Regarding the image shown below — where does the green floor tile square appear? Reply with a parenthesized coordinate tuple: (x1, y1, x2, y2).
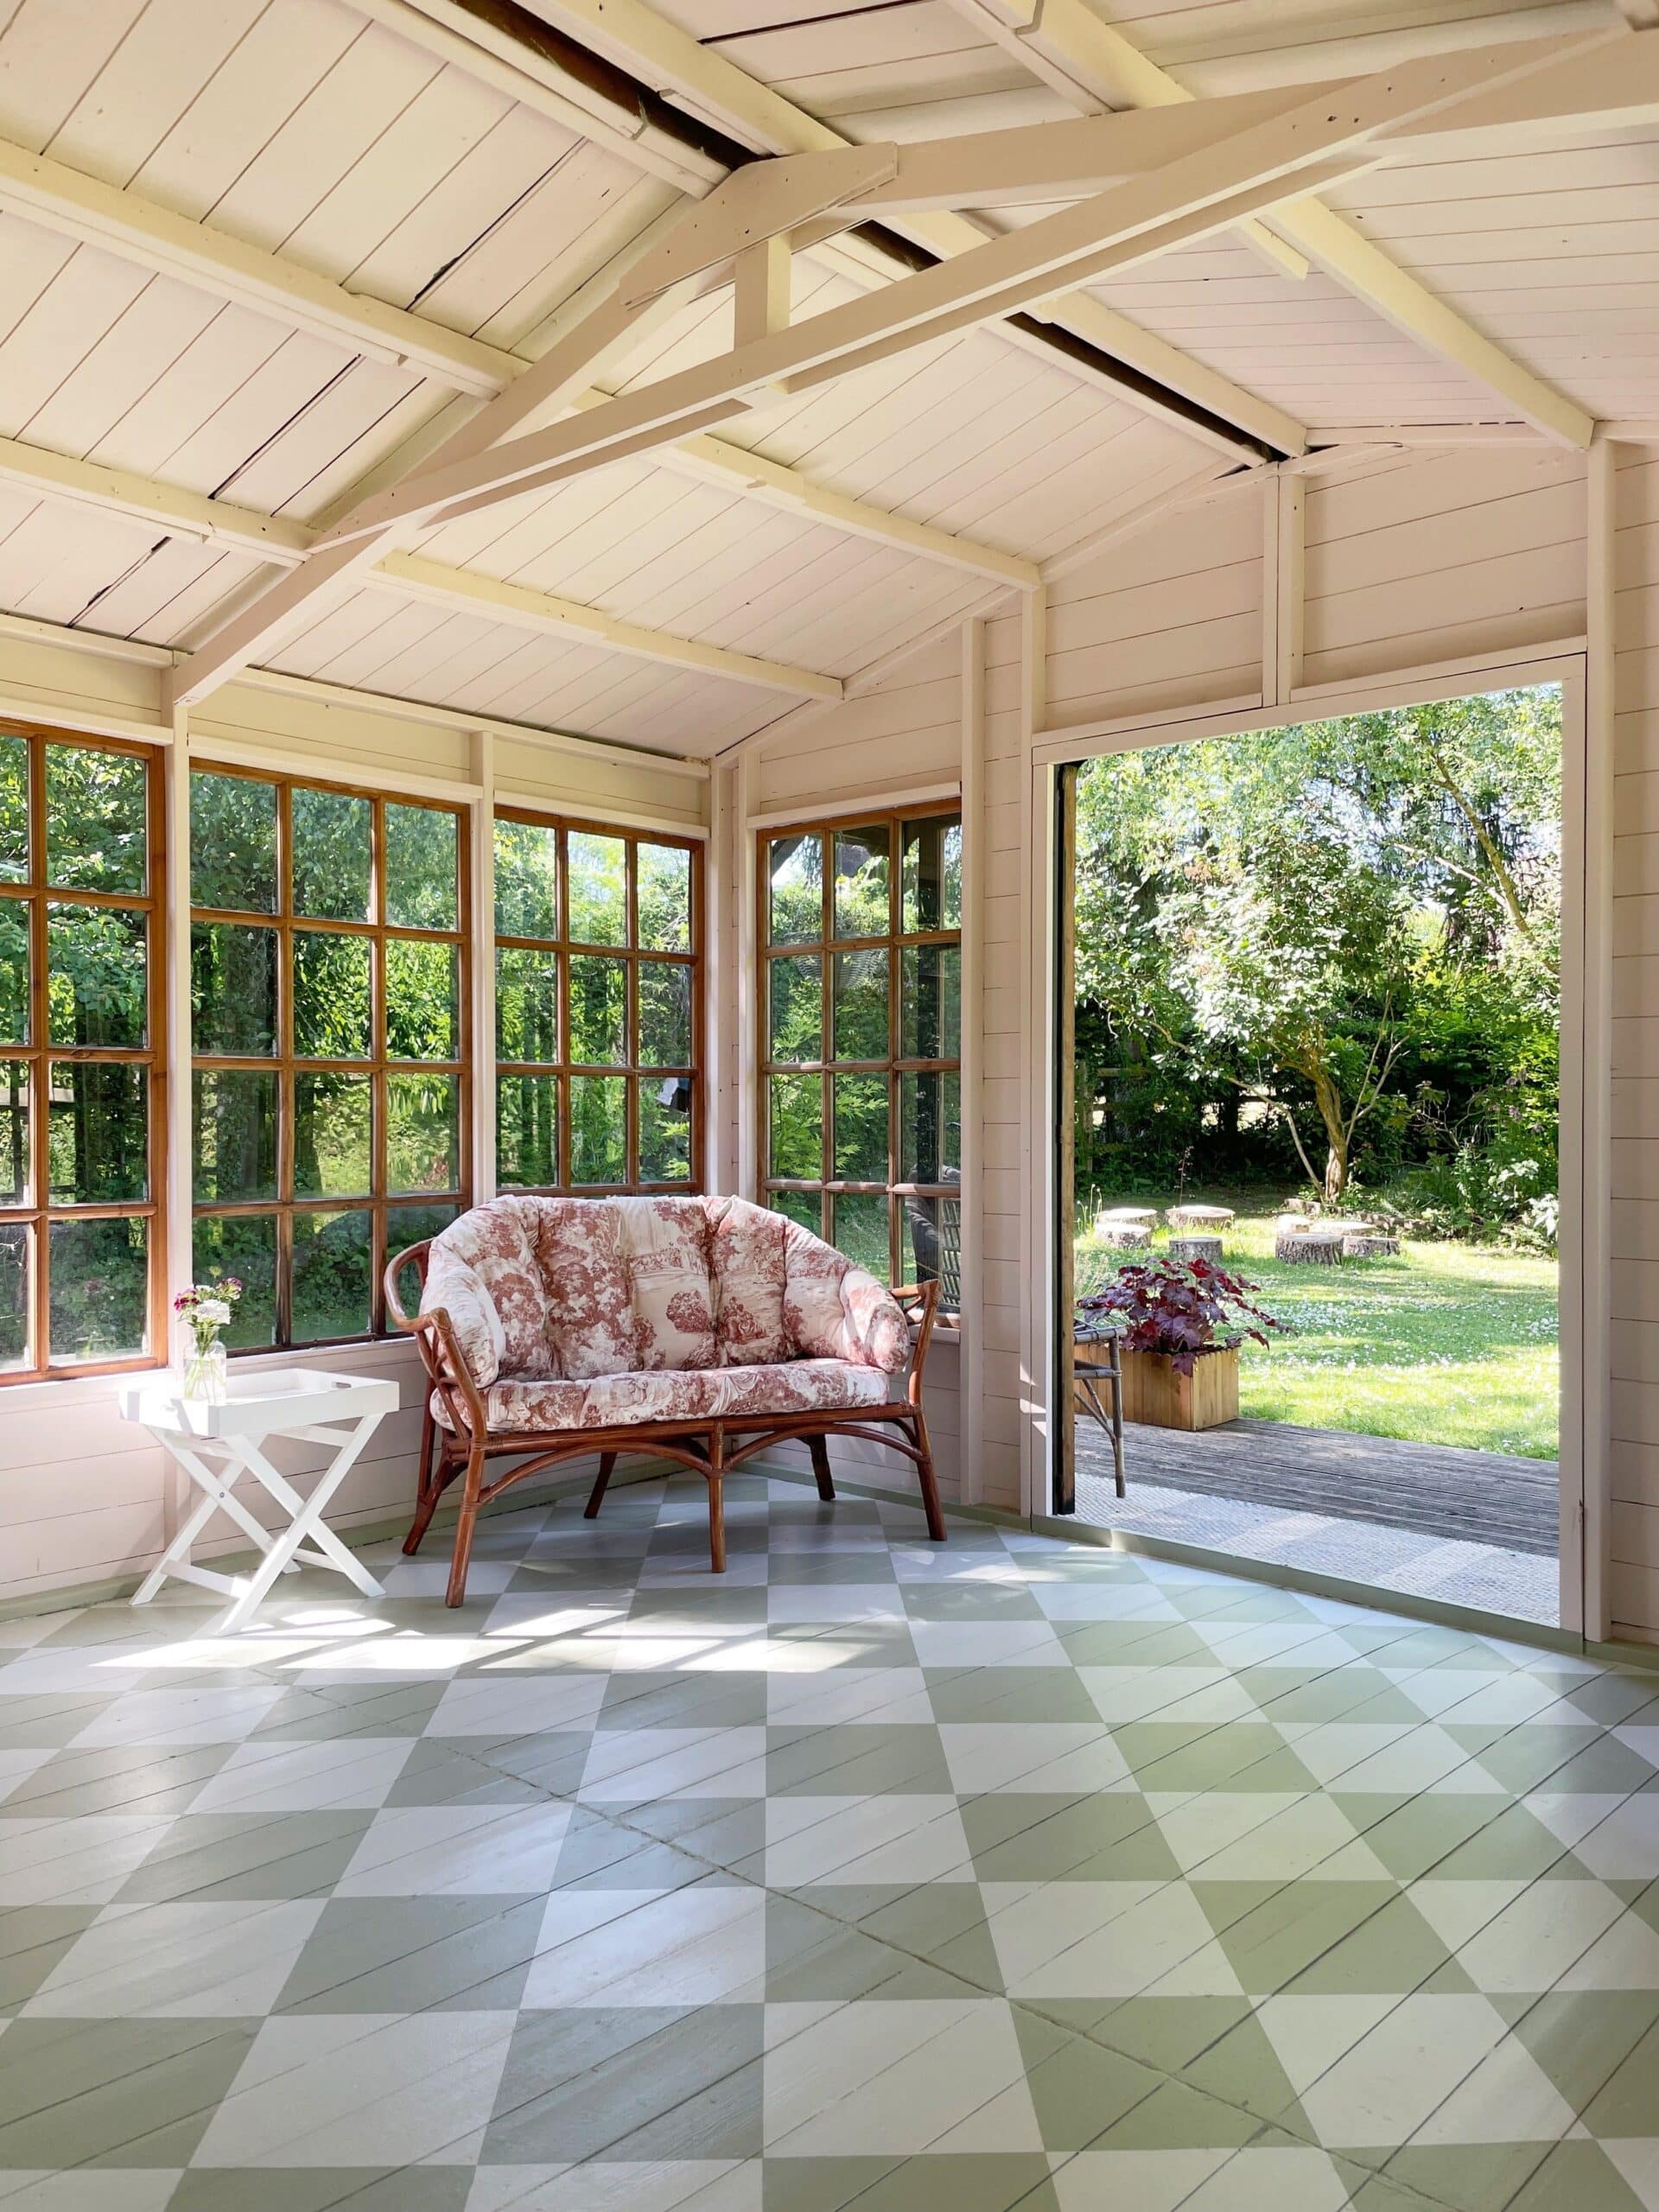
(766, 1725, 952, 1797)
(961, 1791, 1179, 1883)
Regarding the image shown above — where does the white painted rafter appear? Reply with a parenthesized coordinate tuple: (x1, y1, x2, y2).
(945, 0, 1606, 450)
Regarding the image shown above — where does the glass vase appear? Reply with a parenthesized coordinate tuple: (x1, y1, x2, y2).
(181, 1333, 228, 1405)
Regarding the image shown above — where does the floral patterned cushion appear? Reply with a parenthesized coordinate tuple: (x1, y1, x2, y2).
(433, 1356, 894, 1432)
(613, 1197, 716, 1370)
(421, 1194, 912, 1399)
(707, 1196, 790, 1366)
(529, 1198, 639, 1381)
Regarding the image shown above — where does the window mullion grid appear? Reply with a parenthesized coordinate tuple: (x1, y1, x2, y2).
(25, 740, 47, 1376)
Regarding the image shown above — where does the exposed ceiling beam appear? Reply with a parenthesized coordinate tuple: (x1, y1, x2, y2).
(0, 136, 1038, 591)
(375, 552, 842, 697)
(948, 0, 1600, 450)
(518, 0, 1309, 459)
(0, 434, 842, 698)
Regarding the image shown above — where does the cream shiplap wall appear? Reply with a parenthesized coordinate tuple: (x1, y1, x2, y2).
(1610, 446, 1659, 1638)
(0, 616, 710, 1608)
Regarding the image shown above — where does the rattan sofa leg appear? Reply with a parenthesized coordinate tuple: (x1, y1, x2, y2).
(584, 1452, 617, 1520)
(808, 1434, 836, 1501)
(444, 1446, 485, 1608)
(913, 1411, 946, 1541)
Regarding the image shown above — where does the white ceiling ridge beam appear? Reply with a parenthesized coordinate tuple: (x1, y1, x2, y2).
(1308, 423, 1549, 448)
(523, 0, 1307, 459)
(955, 0, 1605, 452)
(349, 0, 726, 194)
(312, 156, 1370, 554)
(0, 435, 845, 696)
(374, 550, 843, 698)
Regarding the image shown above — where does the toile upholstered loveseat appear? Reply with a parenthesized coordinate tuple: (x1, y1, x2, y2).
(385, 1192, 944, 1605)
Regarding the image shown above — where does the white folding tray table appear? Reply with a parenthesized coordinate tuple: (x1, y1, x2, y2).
(118, 1368, 398, 1631)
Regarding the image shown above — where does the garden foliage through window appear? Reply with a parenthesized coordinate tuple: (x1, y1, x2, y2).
(0, 727, 162, 1376)
(762, 808, 961, 1305)
(190, 766, 468, 1350)
(494, 810, 701, 1192)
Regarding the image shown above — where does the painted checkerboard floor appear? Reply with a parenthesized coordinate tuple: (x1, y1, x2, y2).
(3, 1474, 1659, 2211)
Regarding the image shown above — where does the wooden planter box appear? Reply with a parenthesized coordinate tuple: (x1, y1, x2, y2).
(1120, 1344, 1239, 1431)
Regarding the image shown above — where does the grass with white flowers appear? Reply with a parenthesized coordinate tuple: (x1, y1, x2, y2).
(1075, 1193, 1558, 1460)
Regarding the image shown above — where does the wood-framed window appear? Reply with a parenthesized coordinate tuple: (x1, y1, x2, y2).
(493, 810, 702, 1192)
(0, 722, 165, 1382)
(760, 807, 962, 1304)
(189, 765, 469, 1350)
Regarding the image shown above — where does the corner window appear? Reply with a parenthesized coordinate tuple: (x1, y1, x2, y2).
(760, 809, 961, 1303)
(493, 811, 702, 1191)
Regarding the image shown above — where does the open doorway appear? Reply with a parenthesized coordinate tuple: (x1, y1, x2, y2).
(1055, 685, 1567, 1626)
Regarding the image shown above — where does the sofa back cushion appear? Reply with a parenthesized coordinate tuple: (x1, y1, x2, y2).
(530, 1198, 639, 1380)
(781, 1214, 911, 1374)
(707, 1196, 791, 1366)
(613, 1197, 716, 1370)
(424, 1200, 544, 1384)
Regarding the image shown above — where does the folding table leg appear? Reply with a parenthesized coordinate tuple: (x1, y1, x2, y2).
(131, 1434, 296, 1605)
(216, 1421, 385, 1632)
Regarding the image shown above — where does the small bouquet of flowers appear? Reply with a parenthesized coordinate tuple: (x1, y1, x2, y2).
(174, 1277, 242, 1402)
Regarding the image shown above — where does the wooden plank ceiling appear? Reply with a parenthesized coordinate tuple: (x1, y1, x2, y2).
(0, 0, 1652, 756)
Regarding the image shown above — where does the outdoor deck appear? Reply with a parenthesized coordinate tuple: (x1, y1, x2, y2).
(1075, 1414, 1559, 1554)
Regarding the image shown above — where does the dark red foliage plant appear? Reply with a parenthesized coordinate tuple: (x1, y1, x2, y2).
(1077, 1255, 1286, 1376)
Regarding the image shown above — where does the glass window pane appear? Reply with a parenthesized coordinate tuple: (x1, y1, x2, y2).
(830, 1192, 889, 1284)
(902, 813, 963, 933)
(192, 1069, 277, 1204)
(833, 949, 887, 1062)
(768, 1073, 821, 1181)
(0, 1222, 27, 1370)
(48, 1062, 147, 1204)
(768, 833, 822, 945)
(387, 1072, 459, 1194)
(900, 943, 961, 1061)
(191, 769, 276, 912)
(295, 1072, 372, 1198)
(0, 899, 29, 1045)
(832, 1072, 887, 1183)
(568, 831, 626, 946)
(638, 842, 690, 952)
(48, 906, 147, 1048)
(639, 961, 691, 1068)
(193, 1213, 277, 1350)
(497, 1073, 559, 1189)
(386, 938, 458, 1061)
(772, 1191, 820, 1236)
(496, 947, 559, 1065)
(639, 1075, 692, 1183)
(0, 736, 27, 882)
(0, 1061, 27, 1205)
(568, 955, 626, 1065)
(902, 1192, 962, 1308)
(385, 803, 457, 930)
(768, 954, 821, 1066)
(293, 931, 371, 1059)
(834, 823, 889, 939)
(387, 1202, 460, 1319)
(570, 1073, 626, 1183)
(899, 1070, 961, 1185)
(192, 924, 276, 1057)
(49, 1216, 148, 1363)
(291, 1209, 371, 1342)
(293, 786, 371, 920)
(46, 744, 146, 894)
(493, 817, 559, 939)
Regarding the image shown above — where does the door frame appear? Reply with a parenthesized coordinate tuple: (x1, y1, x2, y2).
(1028, 646, 1600, 1637)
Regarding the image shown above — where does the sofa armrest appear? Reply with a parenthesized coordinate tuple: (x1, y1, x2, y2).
(891, 1279, 942, 1407)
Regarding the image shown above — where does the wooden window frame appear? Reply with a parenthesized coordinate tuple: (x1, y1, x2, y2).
(190, 763, 471, 1351)
(0, 721, 167, 1384)
(493, 808, 704, 1194)
(758, 806, 962, 1298)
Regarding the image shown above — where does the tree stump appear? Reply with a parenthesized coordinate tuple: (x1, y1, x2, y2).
(1096, 1207, 1157, 1230)
(1097, 1224, 1152, 1250)
(1167, 1205, 1234, 1231)
(1343, 1232, 1400, 1259)
(1168, 1234, 1224, 1264)
(1275, 1230, 1345, 1264)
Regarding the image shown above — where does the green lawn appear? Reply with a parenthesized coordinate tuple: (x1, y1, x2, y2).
(1076, 1192, 1559, 1460)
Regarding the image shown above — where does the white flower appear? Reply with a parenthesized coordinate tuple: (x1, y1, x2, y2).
(194, 1298, 232, 1328)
